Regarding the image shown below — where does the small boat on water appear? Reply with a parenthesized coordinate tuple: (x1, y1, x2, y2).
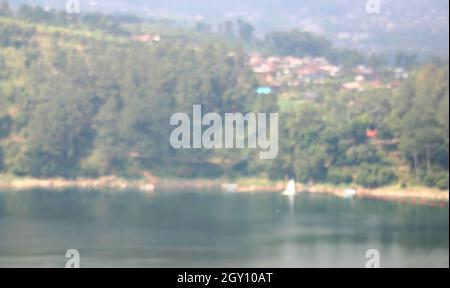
(282, 180, 297, 196)
(343, 188, 358, 198)
(222, 183, 238, 193)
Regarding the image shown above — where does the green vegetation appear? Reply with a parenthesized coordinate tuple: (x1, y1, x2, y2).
(263, 30, 365, 67)
(0, 3, 448, 190)
(395, 61, 450, 189)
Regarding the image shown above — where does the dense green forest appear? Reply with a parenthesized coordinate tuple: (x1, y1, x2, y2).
(0, 2, 448, 190)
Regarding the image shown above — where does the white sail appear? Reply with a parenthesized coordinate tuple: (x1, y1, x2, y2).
(343, 188, 357, 198)
(282, 180, 296, 196)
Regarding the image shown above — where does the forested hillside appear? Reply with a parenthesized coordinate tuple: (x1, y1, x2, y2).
(0, 2, 448, 190)
(7, 0, 449, 57)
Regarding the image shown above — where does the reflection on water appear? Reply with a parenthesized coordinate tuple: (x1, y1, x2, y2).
(0, 189, 448, 268)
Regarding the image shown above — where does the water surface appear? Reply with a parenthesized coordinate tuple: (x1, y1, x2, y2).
(0, 189, 448, 268)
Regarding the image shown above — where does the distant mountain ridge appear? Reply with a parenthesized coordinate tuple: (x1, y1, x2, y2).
(6, 0, 450, 56)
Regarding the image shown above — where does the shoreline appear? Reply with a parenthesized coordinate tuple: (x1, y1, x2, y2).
(0, 176, 448, 205)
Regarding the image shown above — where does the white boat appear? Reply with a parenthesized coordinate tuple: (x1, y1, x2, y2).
(222, 183, 238, 193)
(343, 188, 358, 198)
(282, 180, 297, 196)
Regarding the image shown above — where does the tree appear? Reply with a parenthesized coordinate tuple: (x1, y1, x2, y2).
(0, 4, 447, 190)
(236, 19, 254, 42)
(219, 20, 235, 37)
(22, 71, 95, 178)
(396, 62, 449, 186)
(395, 52, 417, 69)
(0, 115, 12, 139)
(0, 1, 11, 17)
(355, 164, 397, 188)
(0, 21, 36, 47)
(0, 145, 4, 172)
(195, 22, 211, 33)
(269, 103, 328, 182)
(265, 30, 333, 58)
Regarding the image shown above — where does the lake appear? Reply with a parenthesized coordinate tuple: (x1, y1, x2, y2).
(0, 189, 448, 268)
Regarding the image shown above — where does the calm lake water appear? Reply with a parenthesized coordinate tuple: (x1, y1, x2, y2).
(0, 189, 448, 268)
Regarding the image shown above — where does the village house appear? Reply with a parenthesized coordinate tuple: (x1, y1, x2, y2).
(248, 53, 341, 88)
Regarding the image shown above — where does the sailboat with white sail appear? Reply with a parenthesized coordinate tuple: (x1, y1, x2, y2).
(282, 179, 297, 196)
